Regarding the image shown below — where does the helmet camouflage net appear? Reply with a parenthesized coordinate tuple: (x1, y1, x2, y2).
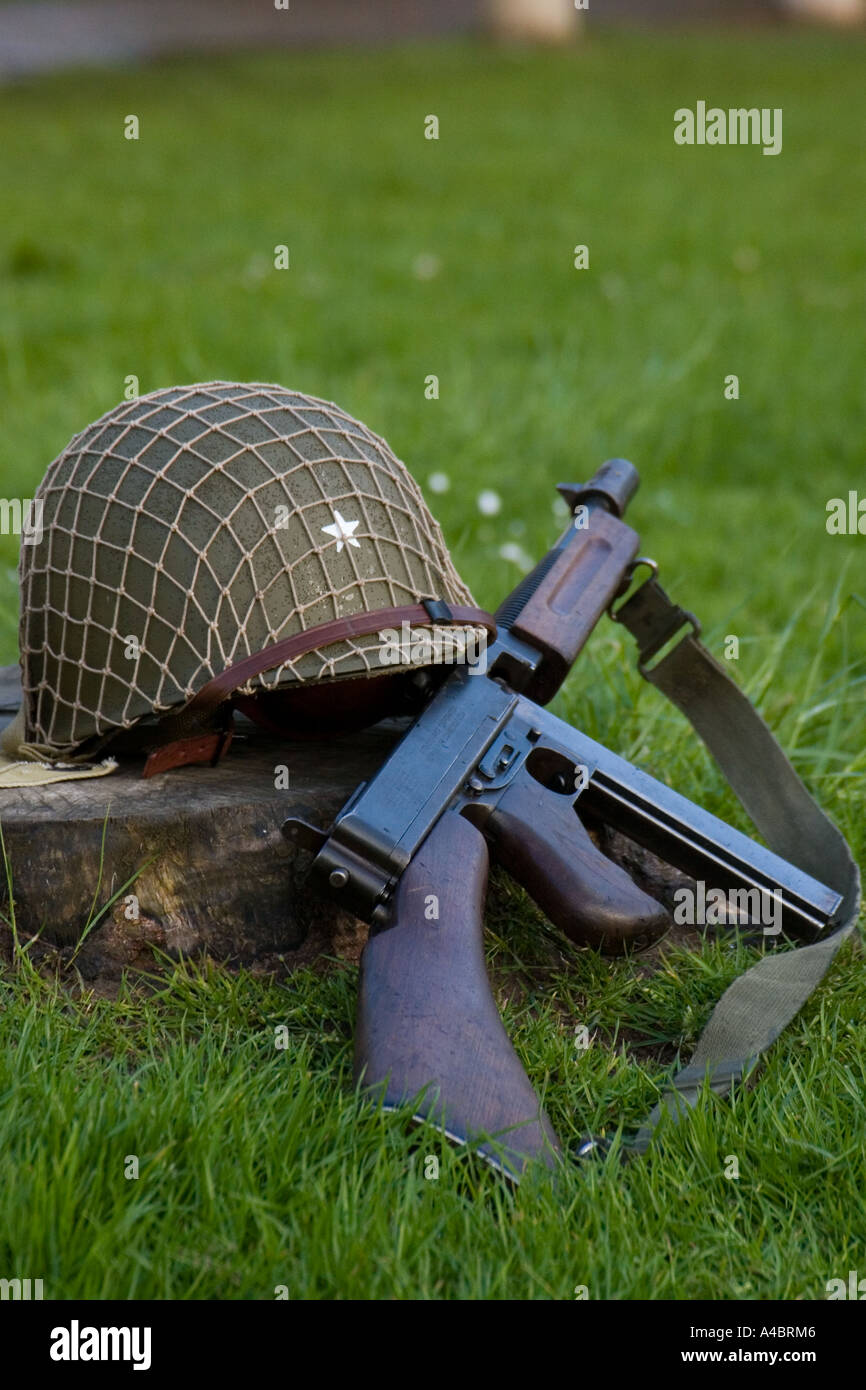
(19, 382, 485, 759)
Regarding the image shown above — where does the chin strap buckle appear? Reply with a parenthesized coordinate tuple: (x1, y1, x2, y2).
(142, 724, 234, 779)
(422, 598, 455, 624)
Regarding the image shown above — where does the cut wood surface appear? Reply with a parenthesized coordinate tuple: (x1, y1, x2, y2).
(0, 665, 695, 986)
(0, 664, 406, 978)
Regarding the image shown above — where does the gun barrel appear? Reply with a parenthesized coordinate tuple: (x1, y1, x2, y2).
(496, 459, 639, 632)
(527, 703, 843, 938)
(557, 457, 640, 519)
(288, 667, 842, 941)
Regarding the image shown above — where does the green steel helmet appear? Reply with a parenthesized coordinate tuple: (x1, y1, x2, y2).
(17, 382, 492, 769)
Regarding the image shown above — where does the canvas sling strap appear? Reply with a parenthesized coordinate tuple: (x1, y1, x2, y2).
(611, 570, 861, 1154)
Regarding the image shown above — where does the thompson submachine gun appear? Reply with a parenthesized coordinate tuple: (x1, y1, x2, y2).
(283, 461, 858, 1179)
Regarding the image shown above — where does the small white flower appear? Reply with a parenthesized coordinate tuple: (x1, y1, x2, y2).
(428, 472, 450, 494)
(477, 489, 502, 517)
(412, 253, 441, 281)
(498, 542, 533, 573)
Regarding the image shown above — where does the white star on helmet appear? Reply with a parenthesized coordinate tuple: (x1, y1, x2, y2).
(321, 510, 361, 553)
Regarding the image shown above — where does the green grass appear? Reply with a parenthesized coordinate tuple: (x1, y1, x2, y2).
(0, 32, 864, 1300)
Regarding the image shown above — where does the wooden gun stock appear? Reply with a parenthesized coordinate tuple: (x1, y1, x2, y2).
(355, 812, 562, 1177)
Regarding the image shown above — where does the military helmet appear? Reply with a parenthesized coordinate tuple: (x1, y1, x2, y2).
(16, 382, 492, 773)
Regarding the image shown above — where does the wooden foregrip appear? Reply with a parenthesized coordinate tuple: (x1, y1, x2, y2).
(510, 509, 640, 705)
(484, 777, 669, 954)
(355, 811, 562, 1177)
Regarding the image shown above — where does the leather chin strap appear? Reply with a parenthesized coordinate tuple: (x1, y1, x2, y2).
(142, 601, 496, 778)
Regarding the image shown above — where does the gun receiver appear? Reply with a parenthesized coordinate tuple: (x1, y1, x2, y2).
(285, 677, 841, 943)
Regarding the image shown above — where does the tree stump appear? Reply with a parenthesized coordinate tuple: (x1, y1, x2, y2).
(0, 666, 408, 981)
(0, 665, 696, 988)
